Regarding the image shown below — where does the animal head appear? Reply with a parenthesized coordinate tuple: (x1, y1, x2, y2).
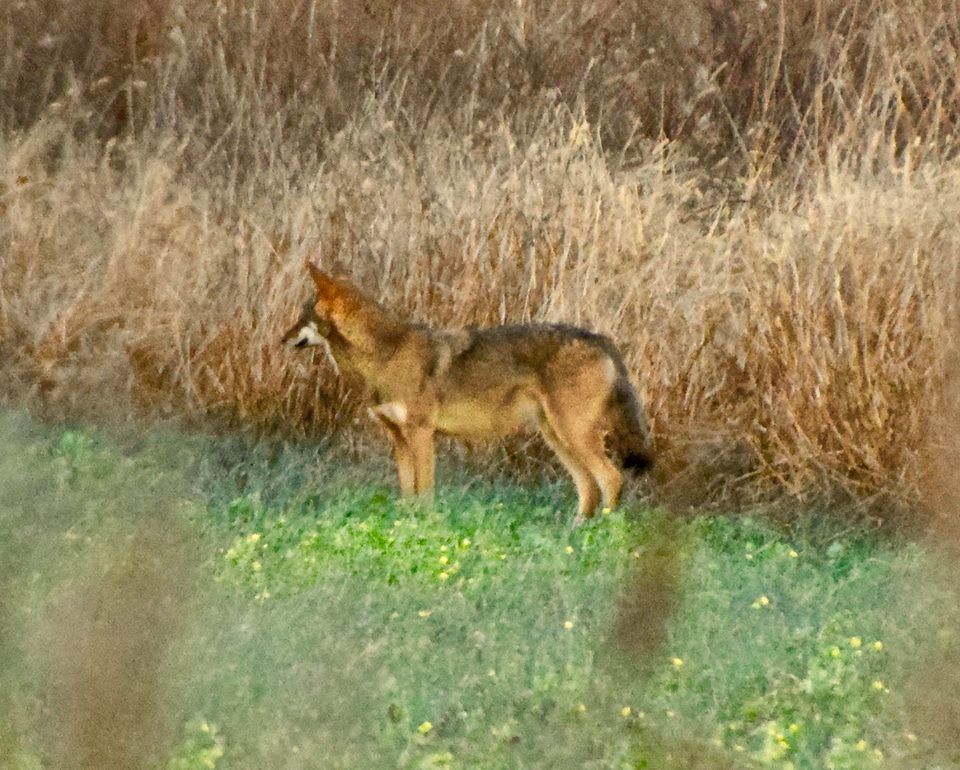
(280, 298, 329, 348)
(281, 261, 364, 349)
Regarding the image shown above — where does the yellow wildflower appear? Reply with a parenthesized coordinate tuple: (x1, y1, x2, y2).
(564, 620, 575, 630)
(620, 706, 632, 717)
(418, 610, 431, 618)
(602, 507, 612, 516)
(829, 645, 841, 658)
(439, 555, 449, 565)
(461, 538, 471, 548)
(438, 571, 449, 581)
(564, 545, 574, 554)
(855, 739, 867, 751)
(418, 721, 433, 734)
(788, 549, 799, 558)
(849, 636, 862, 649)
(576, 703, 587, 713)
(251, 560, 262, 572)
(671, 657, 683, 668)
(872, 640, 884, 651)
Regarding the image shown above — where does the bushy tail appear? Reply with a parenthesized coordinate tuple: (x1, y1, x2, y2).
(606, 359, 654, 473)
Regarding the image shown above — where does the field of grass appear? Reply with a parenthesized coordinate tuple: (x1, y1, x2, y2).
(3, 408, 959, 769)
(5, 6, 960, 763)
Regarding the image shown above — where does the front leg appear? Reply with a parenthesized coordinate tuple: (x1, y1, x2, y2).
(408, 426, 436, 503)
(369, 406, 416, 497)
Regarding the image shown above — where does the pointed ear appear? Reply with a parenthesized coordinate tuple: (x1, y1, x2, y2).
(304, 260, 338, 300)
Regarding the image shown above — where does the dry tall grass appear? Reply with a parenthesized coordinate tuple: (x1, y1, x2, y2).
(3, 0, 960, 512)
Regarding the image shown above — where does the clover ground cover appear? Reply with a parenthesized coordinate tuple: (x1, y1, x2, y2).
(1, 412, 956, 768)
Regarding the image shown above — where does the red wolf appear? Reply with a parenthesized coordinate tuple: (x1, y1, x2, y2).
(283, 263, 653, 524)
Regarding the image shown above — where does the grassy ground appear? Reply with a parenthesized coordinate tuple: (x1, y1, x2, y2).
(2, 409, 958, 769)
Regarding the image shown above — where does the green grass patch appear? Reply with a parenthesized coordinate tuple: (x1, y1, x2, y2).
(2, 411, 958, 768)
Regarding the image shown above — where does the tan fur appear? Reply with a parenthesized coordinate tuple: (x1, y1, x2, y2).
(282, 262, 653, 524)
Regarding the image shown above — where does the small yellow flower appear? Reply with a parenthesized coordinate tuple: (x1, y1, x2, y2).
(418, 721, 433, 734)
(576, 703, 587, 713)
(439, 555, 449, 565)
(200, 722, 211, 733)
(564, 620, 575, 630)
(829, 645, 841, 658)
(460, 538, 471, 548)
(671, 657, 684, 668)
(564, 545, 574, 554)
(788, 723, 800, 734)
(251, 560, 262, 572)
(666, 709, 675, 718)
(438, 571, 449, 581)
(855, 739, 868, 751)
(602, 507, 612, 516)
(751, 595, 770, 609)
(872, 680, 888, 693)
(849, 636, 862, 649)
(788, 549, 799, 558)
(440, 545, 448, 552)
(418, 610, 432, 618)
(872, 748, 883, 761)
(872, 640, 884, 651)
(247, 532, 261, 543)
(620, 706, 632, 717)
(487, 669, 496, 677)
(746, 553, 754, 560)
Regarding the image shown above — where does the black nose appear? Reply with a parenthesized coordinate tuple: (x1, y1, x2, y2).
(294, 338, 308, 348)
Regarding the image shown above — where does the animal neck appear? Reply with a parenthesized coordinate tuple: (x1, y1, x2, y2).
(326, 303, 410, 382)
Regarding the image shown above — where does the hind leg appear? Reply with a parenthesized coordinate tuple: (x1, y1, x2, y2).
(539, 420, 602, 525)
(576, 429, 624, 512)
(543, 404, 623, 519)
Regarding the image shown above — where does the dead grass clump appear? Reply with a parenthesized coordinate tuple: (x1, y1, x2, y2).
(42, 524, 189, 769)
(5, 1, 960, 160)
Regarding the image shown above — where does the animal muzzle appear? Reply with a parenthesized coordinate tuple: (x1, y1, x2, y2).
(282, 322, 325, 349)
